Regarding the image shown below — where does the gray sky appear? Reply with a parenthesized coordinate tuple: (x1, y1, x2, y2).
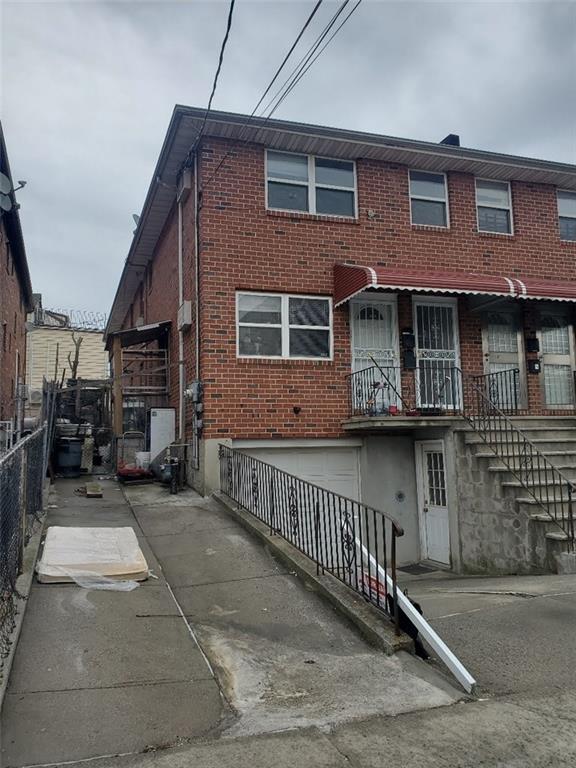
(1, 0, 575, 316)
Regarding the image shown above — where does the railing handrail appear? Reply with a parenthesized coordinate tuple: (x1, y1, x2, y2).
(220, 443, 405, 537)
(460, 368, 575, 490)
(459, 367, 575, 544)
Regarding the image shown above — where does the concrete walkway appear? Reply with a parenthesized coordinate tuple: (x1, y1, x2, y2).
(0, 479, 461, 767)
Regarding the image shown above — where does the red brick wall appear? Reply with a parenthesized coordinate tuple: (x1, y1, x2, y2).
(119, 178, 198, 436)
(0, 220, 27, 422)
(122, 137, 576, 438)
(196, 139, 576, 436)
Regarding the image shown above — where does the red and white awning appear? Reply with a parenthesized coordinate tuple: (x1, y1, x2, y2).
(334, 263, 576, 306)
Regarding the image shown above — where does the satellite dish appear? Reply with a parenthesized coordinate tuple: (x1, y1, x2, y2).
(0, 172, 11, 195)
(0, 193, 12, 212)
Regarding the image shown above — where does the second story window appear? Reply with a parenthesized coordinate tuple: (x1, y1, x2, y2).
(409, 171, 449, 227)
(476, 179, 513, 234)
(266, 151, 356, 218)
(558, 190, 576, 241)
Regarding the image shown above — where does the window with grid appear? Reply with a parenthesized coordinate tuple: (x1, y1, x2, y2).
(558, 190, 576, 242)
(266, 151, 356, 218)
(476, 179, 513, 234)
(409, 171, 449, 227)
(237, 292, 332, 359)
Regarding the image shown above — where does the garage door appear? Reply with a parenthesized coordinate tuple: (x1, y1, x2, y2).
(240, 446, 360, 501)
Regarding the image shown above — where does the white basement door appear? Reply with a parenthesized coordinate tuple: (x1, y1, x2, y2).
(240, 447, 360, 501)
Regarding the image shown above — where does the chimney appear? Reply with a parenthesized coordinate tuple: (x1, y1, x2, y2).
(440, 134, 460, 147)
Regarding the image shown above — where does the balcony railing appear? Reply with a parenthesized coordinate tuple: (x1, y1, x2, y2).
(348, 365, 520, 419)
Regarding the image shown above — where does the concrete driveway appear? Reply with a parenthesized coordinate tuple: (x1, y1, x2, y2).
(404, 571, 576, 696)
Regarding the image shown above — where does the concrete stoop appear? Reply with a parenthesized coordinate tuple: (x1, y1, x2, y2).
(462, 419, 576, 573)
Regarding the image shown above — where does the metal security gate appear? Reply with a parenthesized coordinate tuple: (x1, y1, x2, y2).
(350, 297, 400, 411)
(539, 312, 576, 408)
(414, 299, 461, 409)
(482, 310, 525, 409)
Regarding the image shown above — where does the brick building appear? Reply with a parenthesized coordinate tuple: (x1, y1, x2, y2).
(0, 122, 33, 440)
(106, 107, 576, 574)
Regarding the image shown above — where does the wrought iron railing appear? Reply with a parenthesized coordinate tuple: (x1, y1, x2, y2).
(218, 445, 404, 633)
(348, 365, 521, 419)
(348, 365, 463, 417)
(461, 373, 575, 547)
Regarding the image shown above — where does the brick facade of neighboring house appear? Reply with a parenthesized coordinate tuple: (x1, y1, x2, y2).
(106, 108, 576, 575)
(0, 123, 33, 428)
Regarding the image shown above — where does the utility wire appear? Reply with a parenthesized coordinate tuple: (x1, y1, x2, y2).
(200, 0, 361, 195)
(191, 0, 237, 152)
(261, 0, 362, 120)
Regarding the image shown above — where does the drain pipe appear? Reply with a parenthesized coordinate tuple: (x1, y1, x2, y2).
(177, 197, 185, 442)
(193, 151, 200, 381)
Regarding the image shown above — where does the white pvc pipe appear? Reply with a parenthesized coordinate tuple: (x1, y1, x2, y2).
(359, 540, 477, 694)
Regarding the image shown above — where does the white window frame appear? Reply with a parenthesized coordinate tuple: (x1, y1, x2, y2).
(236, 291, 333, 360)
(557, 189, 576, 242)
(408, 169, 450, 229)
(265, 149, 358, 219)
(475, 178, 514, 236)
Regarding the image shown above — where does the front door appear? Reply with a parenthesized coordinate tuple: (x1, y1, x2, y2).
(416, 441, 450, 565)
(539, 312, 576, 408)
(414, 299, 460, 409)
(482, 310, 525, 409)
(350, 296, 400, 411)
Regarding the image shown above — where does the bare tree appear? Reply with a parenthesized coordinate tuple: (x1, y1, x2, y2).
(67, 332, 84, 380)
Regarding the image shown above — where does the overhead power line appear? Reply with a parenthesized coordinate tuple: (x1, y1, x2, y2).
(192, 0, 237, 150)
(200, 0, 362, 195)
(261, 0, 362, 120)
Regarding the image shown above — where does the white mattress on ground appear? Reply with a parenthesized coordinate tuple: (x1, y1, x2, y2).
(36, 526, 149, 584)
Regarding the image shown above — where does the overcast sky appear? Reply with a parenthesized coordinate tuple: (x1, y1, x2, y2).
(1, 0, 575, 316)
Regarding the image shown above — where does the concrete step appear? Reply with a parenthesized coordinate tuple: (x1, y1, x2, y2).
(479, 450, 576, 465)
(546, 530, 570, 542)
(465, 429, 576, 445)
(469, 438, 576, 455)
(488, 462, 576, 474)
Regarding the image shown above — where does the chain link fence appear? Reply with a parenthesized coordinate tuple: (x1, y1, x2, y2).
(0, 426, 47, 676)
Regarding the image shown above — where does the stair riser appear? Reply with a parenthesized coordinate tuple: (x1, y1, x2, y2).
(496, 471, 576, 485)
(470, 440, 576, 455)
(482, 454, 576, 468)
(465, 433, 576, 447)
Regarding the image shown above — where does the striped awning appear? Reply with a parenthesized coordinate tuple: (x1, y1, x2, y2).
(334, 263, 576, 306)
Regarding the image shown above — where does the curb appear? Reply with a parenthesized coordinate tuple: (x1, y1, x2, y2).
(212, 492, 412, 656)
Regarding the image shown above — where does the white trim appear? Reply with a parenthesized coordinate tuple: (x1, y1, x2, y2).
(557, 189, 576, 242)
(236, 291, 333, 361)
(265, 149, 358, 219)
(475, 177, 514, 235)
(415, 439, 450, 566)
(408, 169, 450, 229)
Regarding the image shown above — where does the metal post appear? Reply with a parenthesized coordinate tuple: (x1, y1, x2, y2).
(568, 483, 575, 552)
(391, 527, 400, 635)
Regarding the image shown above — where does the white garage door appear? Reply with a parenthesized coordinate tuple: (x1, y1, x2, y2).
(240, 446, 360, 501)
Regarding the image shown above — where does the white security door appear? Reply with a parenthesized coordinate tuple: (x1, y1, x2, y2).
(539, 313, 576, 408)
(350, 297, 400, 410)
(416, 441, 450, 565)
(482, 310, 525, 409)
(414, 299, 460, 409)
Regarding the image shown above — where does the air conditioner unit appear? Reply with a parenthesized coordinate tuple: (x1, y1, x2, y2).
(29, 389, 43, 405)
(178, 301, 192, 331)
